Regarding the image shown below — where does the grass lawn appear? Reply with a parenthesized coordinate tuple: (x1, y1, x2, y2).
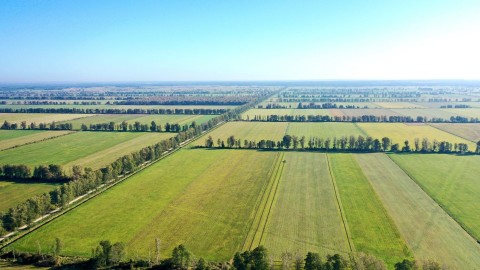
(356, 153, 480, 269)
(328, 154, 410, 267)
(11, 149, 278, 261)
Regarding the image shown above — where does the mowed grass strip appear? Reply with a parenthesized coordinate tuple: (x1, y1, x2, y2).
(286, 122, 365, 138)
(429, 123, 480, 142)
(328, 154, 410, 267)
(0, 132, 145, 166)
(0, 181, 61, 212)
(0, 130, 74, 151)
(63, 132, 176, 170)
(357, 123, 476, 149)
(262, 152, 350, 258)
(12, 149, 278, 261)
(356, 154, 480, 269)
(193, 122, 288, 146)
(389, 154, 480, 240)
(0, 113, 92, 125)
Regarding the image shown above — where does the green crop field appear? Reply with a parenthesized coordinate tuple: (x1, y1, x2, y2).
(0, 130, 74, 151)
(391, 108, 455, 120)
(356, 154, 480, 269)
(63, 132, 175, 170)
(193, 122, 288, 146)
(0, 181, 61, 212)
(430, 123, 480, 142)
(389, 154, 480, 240)
(339, 108, 401, 117)
(0, 132, 148, 167)
(286, 122, 365, 138)
(11, 149, 278, 261)
(0, 113, 92, 125)
(328, 154, 410, 267)
(261, 152, 350, 258)
(0, 104, 236, 111)
(357, 123, 476, 148)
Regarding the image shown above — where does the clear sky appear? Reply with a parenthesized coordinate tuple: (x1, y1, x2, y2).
(1, 0, 480, 82)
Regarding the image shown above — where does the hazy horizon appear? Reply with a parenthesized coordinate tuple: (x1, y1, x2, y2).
(2, 0, 480, 82)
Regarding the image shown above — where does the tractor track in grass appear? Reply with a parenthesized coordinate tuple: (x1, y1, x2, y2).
(242, 151, 286, 250)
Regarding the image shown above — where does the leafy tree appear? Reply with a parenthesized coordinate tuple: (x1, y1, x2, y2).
(251, 246, 269, 270)
(304, 252, 322, 270)
(355, 253, 386, 270)
(394, 259, 417, 270)
(196, 258, 207, 270)
(109, 242, 125, 265)
(282, 135, 292, 149)
(172, 244, 191, 269)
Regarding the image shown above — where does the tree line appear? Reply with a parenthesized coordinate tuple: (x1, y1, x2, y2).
(0, 94, 266, 236)
(0, 107, 229, 115)
(204, 135, 479, 154)
(2, 242, 447, 270)
(1, 120, 73, 130)
(258, 102, 365, 109)
(0, 164, 68, 182)
(246, 114, 480, 123)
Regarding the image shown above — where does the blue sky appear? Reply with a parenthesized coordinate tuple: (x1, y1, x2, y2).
(1, 0, 479, 82)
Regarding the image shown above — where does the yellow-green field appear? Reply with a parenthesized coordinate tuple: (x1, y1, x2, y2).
(286, 122, 365, 138)
(430, 123, 480, 142)
(0, 130, 74, 151)
(0, 181, 61, 212)
(0, 113, 92, 125)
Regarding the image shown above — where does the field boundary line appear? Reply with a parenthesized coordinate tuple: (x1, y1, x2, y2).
(325, 154, 356, 254)
(0, 131, 76, 152)
(241, 152, 281, 251)
(426, 123, 476, 143)
(385, 153, 480, 243)
(0, 120, 229, 250)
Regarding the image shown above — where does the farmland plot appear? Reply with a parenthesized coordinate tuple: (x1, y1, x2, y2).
(356, 154, 480, 269)
(389, 154, 480, 240)
(442, 108, 480, 119)
(261, 152, 350, 258)
(357, 123, 476, 148)
(286, 122, 365, 138)
(0, 181, 61, 212)
(329, 154, 410, 267)
(0, 113, 91, 125)
(12, 149, 278, 261)
(430, 123, 480, 142)
(339, 109, 401, 117)
(0, 130, 74, 151)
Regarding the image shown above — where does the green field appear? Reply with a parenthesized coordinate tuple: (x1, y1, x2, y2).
(356, 154, 480, 269)
(0, 132, 149, 167)
(0, 113, 92, 125)
(430, 123, 480, 142)
(391, 108, 455, 120)
(389, 154, 480, 240)
(261, 152, 350, 258)
(0, 104, 236, 111)
(193, 122, 288, 146)
(357, 123, 476, 148)
(0, 181, 61, 212)
(442, 108, 480, 118)
(11, 149, 278, 261)
(373, 102, 425, 109)
(329, 154, 410, 267)
(286, 122, 365, 138)
(0, 130, 74, 151)
(63, 132, 175, 170)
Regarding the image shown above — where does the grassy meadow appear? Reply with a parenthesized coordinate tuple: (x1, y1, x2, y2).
(0, 130, 74, 151)
(0, 181, 61, 212)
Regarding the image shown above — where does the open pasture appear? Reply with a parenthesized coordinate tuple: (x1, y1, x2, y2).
(0, 181, 61, 213)
(329, 154, 410, 267)
(193, 122, 288, 146)
(441, 108, 480, 119)
(357, 123, 475, 148)
(0, 130, 74, 151)
(389, 154, 480, 241)
(286, 122, 365, 138)
(0, 113, 91, 125)
(430, 123, 480, 142)
(261, 152, 350, 258)
(11, 149, 278, 261)
(0, 132, 149, 168)
(356, 154, 480, 269)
